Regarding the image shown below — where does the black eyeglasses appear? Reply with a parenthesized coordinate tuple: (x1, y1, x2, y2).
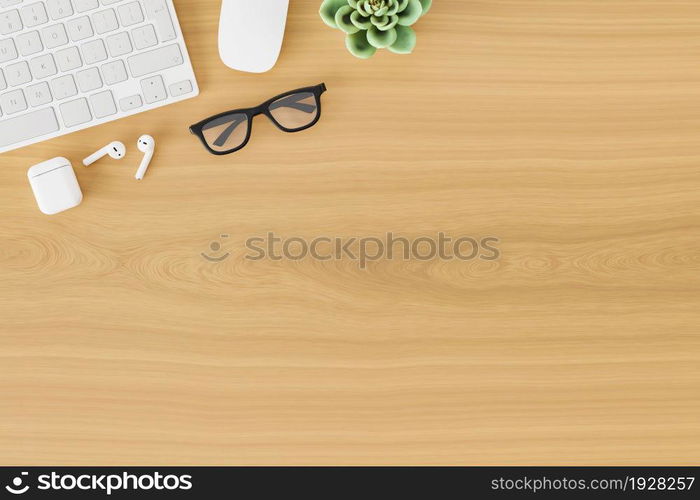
(189, 83, 327, 155)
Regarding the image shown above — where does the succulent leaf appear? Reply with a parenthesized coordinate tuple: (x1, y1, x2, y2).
(371, 14, 389, 27)
(397, 0, 422, 26)
(379, 15, 399, 31)
(388, 24, 416, 53)
(320, 0, 350, 29)
(335, 4, 360, 33)
(346, 31, 377, 58)
(350, 10, 372, 29)
(419, 0, 431, 15)
(367, 25, 398, 48)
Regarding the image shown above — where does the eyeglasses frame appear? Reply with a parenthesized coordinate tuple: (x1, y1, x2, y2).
(189, 83, 327, 156)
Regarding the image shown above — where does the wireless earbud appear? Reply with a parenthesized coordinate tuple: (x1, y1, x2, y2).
(82, 141, 126, 166)
(135, 135, 155, 180)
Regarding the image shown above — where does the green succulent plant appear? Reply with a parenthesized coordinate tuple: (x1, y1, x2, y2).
(320, 0, 432, 58)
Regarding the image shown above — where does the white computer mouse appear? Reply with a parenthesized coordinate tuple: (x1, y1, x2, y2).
(218, 0, 289, 73)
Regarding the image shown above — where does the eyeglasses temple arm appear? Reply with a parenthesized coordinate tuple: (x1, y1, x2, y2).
(205, 116, 248, 148)
(268, 94, 317, 114)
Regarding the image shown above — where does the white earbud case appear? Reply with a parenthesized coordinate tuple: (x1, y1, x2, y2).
(28, 157, 83, 215)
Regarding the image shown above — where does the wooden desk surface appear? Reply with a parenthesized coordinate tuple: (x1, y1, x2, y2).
(1, 0, 699, 465)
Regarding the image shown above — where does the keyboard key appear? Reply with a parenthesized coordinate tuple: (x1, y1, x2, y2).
(0, 0, 23, 7)
(51, 74, 77, 99)
(67, 16, 94, 41)
(16, 30, 43, 56)
(92, 8, 118, 34)
(0, 70, 6, 91)
(128, 43, 182, 77)
(42, 23, 69, 49)
(0, 107, 60, 148)
(101, 59, 127, 84)
(26, 81, 53, 107)
(144, 0, 175, 41)
(141, 74, 166, 104)
(47, 0, 74, 20)
(81, 38, 107, 64)
(55, 46, 82, 71)
(169, 79, 192, 97)
(132, 24, 157, 50)
(90, 89, 116, 118)
(0, 9, 23, 35)
(106, 31, 131, 57)
(59, 97, 92, 127)
(20, 2, 49, 27)
(119, 94, 141, 111)
(76, 66, 101, 92)
(5, 61, 32, 86)
(30, 53, 57, 79)
(117, 1, 142, 27)
(0, 89, 27, 114)
(75, 0, 99, 13)
(0, 38, 18, 63)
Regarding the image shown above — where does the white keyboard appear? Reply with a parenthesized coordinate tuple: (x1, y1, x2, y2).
(0, 0, 198, 154)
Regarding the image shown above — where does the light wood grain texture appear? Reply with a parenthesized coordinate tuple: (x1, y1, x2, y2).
(1, 0, 699, 465)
